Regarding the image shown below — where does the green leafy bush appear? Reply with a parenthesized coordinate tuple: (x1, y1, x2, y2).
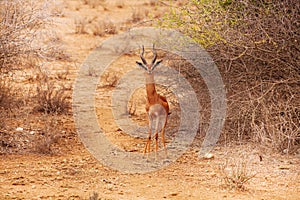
(161, 0, 300, 153)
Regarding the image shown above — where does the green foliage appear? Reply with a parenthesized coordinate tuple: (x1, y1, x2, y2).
(160, 0, 227, 47)
(160, 0, 300, 153)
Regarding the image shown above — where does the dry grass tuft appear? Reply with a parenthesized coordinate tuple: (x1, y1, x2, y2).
(74, 17, 89, 34)
(0, 79, 17, 110)
(33, 116, 61, 155)
(99, 71, 118, 88)
(130, 9, 145, 23)
(0, 113, 65, 155)
(92, 19, 118, 36)
(149, 0, 158, 6)
(35, 75, 70, 114)
(220, 159, 256, 191)
(88, 192, 102, 200)
(0, 77, 26, 131)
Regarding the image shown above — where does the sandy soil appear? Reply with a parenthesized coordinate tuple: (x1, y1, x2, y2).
(0, 0, 299, 199)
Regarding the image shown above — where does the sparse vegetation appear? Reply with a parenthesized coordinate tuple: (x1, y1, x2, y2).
(92, 19, 118, 36)
(0, 112, 65, 155)
(130, 9, 145, 23)
(128, 102, 137, 116)
(99, 72, 119, 88)
(149, 0, 158, 7)
(35, 76, 70, 114)
(88, 192, 102, 200)
(0, 0, 70, 156)
(0, 79, 20, 110)
(75, 17, 89, 34)
(220, 159, 256, 191)
(33, 116, 61, 155)
(0, 0, 65, 72)
(0, 80, 18, 129)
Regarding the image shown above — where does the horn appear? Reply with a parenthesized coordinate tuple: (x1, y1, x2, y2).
(140, 45, 147, 65)
(151, 44, 157, 65)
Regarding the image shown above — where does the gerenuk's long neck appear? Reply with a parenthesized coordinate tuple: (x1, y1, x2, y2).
(145, 73, 159, 104)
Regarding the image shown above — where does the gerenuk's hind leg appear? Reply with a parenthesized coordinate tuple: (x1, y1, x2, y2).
(144, 131, 151, 159)
(154, 117, 160, 161)
(144, 116, 152, 159)
(161, 117, 168, 157)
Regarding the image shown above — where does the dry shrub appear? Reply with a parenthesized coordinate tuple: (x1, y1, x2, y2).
(0, 77, 24, 131)
(75, 17, 89, 34)
(220, 159, 256, 191)
(218, 0, 300, 153)
(0, 0, 69, 113)
(34, 133, 59, 154)
(130, 9, 145, 23)
(35, 76, 70, 114)
(0, 76, 26, 130)
(0, 74, 70, 154)
(225, 80, 299, 152)
(149, 0, 158, 7)
(161, 0, 300, 153)
(0, 0, 70, 155)
(99, 71, 118, 88)
(126, 88, 145, 117)
(88, 192, 102, 200)
(164, 52, 211, 144)
(0, 0, 66, 72)
(0, 130, 30, 154)
(33, 116, 61, 154)
(128, 102, 137, 116)
(250, 88, 299, 153)
(0, 114, 64, 155)
(0, 79, 18, 110)
(92, 19, 118, 36)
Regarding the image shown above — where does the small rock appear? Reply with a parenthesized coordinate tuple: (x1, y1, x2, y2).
(170, 193, 178, 196)
(16, 127, 24, 132)
(203, 153, 214, 159)
(283, 149, 289, 154)
(278, 165, 290, 170)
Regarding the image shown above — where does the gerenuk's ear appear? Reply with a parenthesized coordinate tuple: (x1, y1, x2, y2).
(136, 61, 148, 71)
(151, 59, 163, 72)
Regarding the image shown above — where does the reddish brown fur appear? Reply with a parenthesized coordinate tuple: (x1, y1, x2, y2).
(136, 45, 169, 160)
(145, 83, 169, 114)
